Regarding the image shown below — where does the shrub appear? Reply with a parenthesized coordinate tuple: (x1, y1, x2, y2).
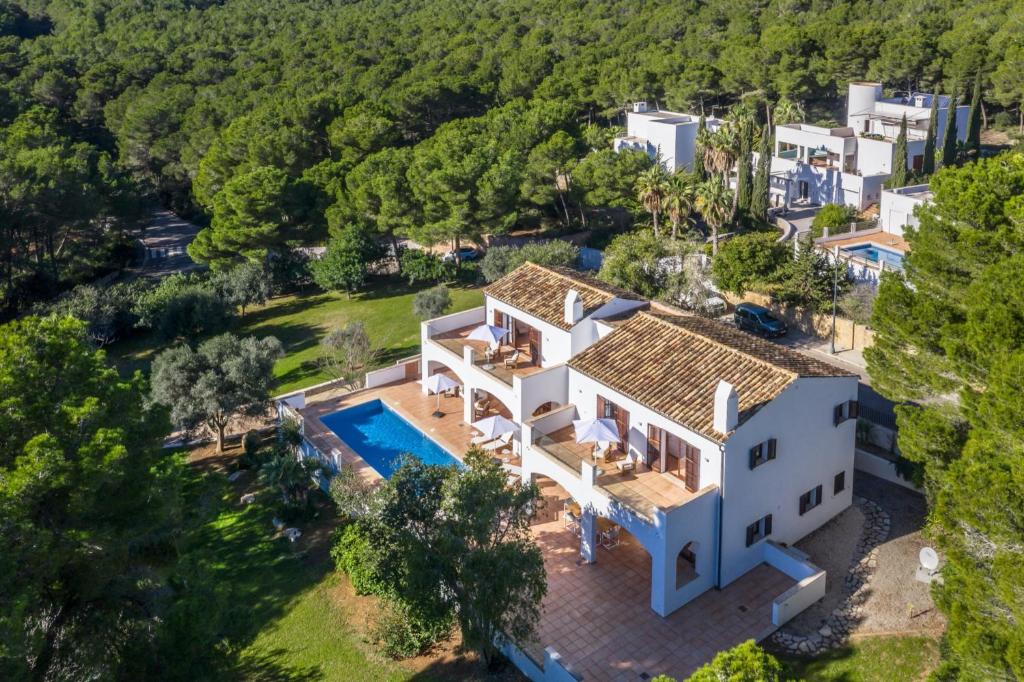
(412, 285, 451, 320)
(267, 248, 313, 295)
(480, 240, 579, 282)
(330, 523, 384, 596)
(810, 203, 858, 238)
(133, 273, 233, 340)
(370, 598, 452, 659)
(839, 282, 876, 325)
(710, 232, 789, 296)
(399, 249, 452, 285)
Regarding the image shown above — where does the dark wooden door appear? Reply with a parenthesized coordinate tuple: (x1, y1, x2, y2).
(647, 425, 661, 470)
(528, 327, 541, 366)
(684, 444, 700, 491)
(614, 406, 629, 455)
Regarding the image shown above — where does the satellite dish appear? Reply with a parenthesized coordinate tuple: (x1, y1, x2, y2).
(919, 547, 939, 571)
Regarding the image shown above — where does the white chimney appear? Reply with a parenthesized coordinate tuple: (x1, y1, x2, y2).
(713, 380, 738, 434)
(633, 101, 649, 113)
(564, 289, 583, 326)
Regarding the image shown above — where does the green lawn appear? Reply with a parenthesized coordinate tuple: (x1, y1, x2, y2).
(109, 280, 484, 394)
(177, 458, 410, 680)
(781, 634, 940, 681)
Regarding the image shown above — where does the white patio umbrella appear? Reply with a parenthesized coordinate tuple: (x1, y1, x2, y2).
(471, 414, 518, 440)
(572, 418, 619, 447)
(423, 373, 460, 417)
(467, 323, 508, 348)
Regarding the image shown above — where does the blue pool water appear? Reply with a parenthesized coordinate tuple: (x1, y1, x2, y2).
(319, 400, 461, 478)
(841, 243, 904, 270)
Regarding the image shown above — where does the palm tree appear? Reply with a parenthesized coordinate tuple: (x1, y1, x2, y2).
(664, 172, 697, 239)
(260, 450, 320, 508)
(696, 179, 733, 255)
(635, 165, 670, 237)
(701, 124, 739, 185)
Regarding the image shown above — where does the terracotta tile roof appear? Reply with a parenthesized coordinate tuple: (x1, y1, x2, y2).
(483, 262, 640, 330)
(568, 312, 853, 441)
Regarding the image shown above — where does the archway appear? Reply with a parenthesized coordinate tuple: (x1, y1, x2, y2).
(676, 541, 699, 589)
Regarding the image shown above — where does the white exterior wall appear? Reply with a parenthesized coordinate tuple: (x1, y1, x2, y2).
(855, 136, 895, 175)
(487, 297, 572, 367)
(879, 187, 928, 236)
(570, 299, 647, 356)
(718, 376, 858, 586)
(516, 364, 570, 420)
(623, 112, 700, 172)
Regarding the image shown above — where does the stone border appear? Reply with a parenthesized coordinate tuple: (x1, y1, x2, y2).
(771, 496, 891, 656)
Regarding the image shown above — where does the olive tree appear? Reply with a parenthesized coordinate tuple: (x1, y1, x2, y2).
(150, 332, 283, 452)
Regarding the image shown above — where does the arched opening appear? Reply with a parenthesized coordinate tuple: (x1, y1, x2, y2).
(531, 401, 559, 417)
(528, 473, 571, 526)
(470, 388, 513, 421)
(676, 541, 699, 589)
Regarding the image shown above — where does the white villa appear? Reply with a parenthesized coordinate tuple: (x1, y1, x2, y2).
(878, 183, 931, 237)
(419, 263, 858, 618)
(768, 82, 968, 210)
(614, 102, 724, 173)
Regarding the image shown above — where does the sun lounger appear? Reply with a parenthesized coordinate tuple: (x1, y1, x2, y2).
(482, 432, 513, 452)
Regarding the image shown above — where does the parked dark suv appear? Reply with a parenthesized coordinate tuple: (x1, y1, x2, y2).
(734, 303, 788, 338)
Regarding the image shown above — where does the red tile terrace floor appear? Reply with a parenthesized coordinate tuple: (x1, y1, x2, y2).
(529, 518, 794, 681)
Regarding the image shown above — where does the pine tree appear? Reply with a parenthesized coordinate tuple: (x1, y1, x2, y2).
(922, 94, 938, 175)
(941, 95, 959, 167)
(866, 154, 1024, 679)
(735, 118, 753, 217)
(965, 73, 982, 159)
(890, 114, 909, 188)
(749, 125, 771, 224)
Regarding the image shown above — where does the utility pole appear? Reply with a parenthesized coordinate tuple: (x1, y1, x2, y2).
(830, 246, 840, 354)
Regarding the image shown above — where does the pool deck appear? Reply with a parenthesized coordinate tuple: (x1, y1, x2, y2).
(294, 376, 517, 484)
(825, 232, 908, 253)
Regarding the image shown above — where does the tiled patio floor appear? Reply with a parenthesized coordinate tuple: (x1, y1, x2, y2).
(529, 518, 794, 681)
(431, 323, 545, 385)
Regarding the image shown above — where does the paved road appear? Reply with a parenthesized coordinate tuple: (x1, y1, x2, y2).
(136, 210, 204, 278)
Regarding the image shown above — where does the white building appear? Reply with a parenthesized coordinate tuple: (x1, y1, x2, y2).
(769, 82, 968, 210)
(878, 184, 931, 237)
(420, 263, 858, 617)
(614, 102, 724, 172)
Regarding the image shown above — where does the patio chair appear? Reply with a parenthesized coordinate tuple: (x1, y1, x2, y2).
(600, 525, 621, 550)
(503, 349, 520, 369)
(470, 433, 495, 446)
(615, 455, 636, 474)
(482, 432, 513, 453)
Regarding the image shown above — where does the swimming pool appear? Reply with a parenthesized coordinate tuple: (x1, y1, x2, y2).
(319, 400, 461, 478)
(841, 243, 904, 270)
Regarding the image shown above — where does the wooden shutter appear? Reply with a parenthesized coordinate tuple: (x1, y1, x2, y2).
(833, 403, 844, 426)
(815, 484, 823, 506)
(834, 471, 846, 494)
(529, 327, 542, 366)
(799, 491, 809, 515)
(493, 309, 503, 328)
(596, 395, 606, 420)
(767, 438, 777, 461)
(615, 406, 630, 454)
(764, 514, 772, 536)
(684, 444, 700, 491)
(749, 445, 760, 470)
(848, 400, 859, 419)
(746, 522, 756, 547)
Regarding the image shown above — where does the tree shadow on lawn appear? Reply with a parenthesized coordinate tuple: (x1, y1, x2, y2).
(182, 466, 336, 681)
(240, 293, 335, 330)
(781, 646, 859, 682)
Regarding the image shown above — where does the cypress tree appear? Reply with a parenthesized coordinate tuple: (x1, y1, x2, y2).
(692, 114, 708, 181)
(749, 124, 771, 224)
(735, 118, 753, 216)
(965, 72, 982, 158)
(941, 95, 959, 167)
(890, 113, 909, 188)
(922, 94, 938, 175)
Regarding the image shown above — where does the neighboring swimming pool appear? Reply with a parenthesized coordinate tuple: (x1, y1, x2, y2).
(841, 243, 904, 270)
(319, 400, 461, 479)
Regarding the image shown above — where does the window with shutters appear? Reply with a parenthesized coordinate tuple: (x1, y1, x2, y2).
(834, 471, 846, 495)
(745, 514, 773, 547)
(799, 484, 823, 515)
(748, 438, 777, 469)
(833, 400, 859, 426)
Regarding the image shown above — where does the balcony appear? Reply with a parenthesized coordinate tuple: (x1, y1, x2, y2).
(532, 423, 700, 519)
(430, 322, 545, 386)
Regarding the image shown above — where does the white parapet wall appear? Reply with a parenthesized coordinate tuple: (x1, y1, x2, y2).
(498, 638, 581, 682)
(763, 541, 827, 627)
(855, 448, 922, 492)
(365, 355, 421, 389)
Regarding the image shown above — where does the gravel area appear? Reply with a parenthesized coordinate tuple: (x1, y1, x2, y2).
(785, 503, 866, 635)
(853, 473, 945, 634)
